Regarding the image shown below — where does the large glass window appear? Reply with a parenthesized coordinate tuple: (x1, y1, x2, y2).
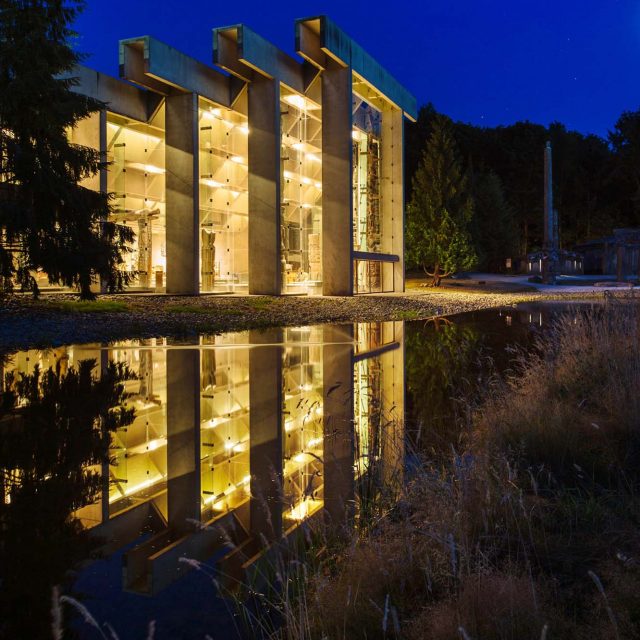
(198, 97, 249, 293)
(282, 327, 324, 523)
(106, 340, 168, 518)
(280, 87, 322, 295)
(107, 108, 166, 291)
(352, 99, 382, 255)
(199, 333, 251, 516)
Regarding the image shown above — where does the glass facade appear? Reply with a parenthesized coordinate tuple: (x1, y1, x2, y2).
(282, 327, 325, 524)
(107, 108, 166, 291)
(198, 96, 249, 293)
(1, 321, 403, 592)
(352, 75, 401, 294)
(200, 332, 251, 515)
(352, 100, 383, 255)
(106, 340, 168, 518)
(280, 86, 323, 295)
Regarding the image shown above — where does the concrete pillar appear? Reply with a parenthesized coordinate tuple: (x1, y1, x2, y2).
(167, 348, 201, 534)
(381, 107, 405, 292)
(249, 328, 283, 542)
(380, 323, 405, 488)
(165, 92, 199, 295)
(322, 64, 353, 296)
(248, 79, 281, 295)
(322, 325, 355, 527)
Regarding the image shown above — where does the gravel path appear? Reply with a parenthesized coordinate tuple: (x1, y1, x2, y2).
(0, 288, 620, 353)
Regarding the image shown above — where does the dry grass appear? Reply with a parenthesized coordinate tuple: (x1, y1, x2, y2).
(243, 300, 640, 640)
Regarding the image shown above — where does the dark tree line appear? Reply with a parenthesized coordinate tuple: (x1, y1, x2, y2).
(405, 104, 640, 271)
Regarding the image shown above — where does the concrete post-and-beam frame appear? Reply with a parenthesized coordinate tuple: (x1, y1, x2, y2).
(69, 64, 165, 293)
(213, 25, 311, 295)
(296, 16, 417, 295)
(119, 36, 245, 295)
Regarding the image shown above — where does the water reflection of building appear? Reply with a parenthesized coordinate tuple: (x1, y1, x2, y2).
(2, 323, 404, 595)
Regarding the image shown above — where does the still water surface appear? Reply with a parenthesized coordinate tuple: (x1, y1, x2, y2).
(0, 302, 588, 639)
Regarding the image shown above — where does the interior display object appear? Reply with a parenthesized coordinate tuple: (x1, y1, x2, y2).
(201, 229, 216, 291)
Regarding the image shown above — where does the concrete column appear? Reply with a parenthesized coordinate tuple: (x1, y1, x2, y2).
(380, 323, 405, 488)
(381, 107, 405, 292)
(248, 79, 281, 295)
(165, 92, 199, 295)
(249, 328, 283, 542)
(322, 64, 353, 296)
(322, 324, 355, 527)
(167, 348, 201, 534)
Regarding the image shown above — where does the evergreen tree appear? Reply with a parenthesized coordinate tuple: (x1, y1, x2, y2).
(472, 171, 519, 271)
(407, 116, 477, 286)
(0, 0, 133, 299)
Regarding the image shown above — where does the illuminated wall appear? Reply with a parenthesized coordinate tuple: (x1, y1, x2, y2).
(107, 108, 167, 290)
(198, 96, 249, 293)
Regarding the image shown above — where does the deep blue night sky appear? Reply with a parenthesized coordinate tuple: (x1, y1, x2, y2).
(73, 0, 640, 137)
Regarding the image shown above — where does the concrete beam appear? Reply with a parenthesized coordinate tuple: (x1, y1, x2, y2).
(296, 16, 417, 120)
(322, 64, 353, 296)
(214, 25, 306, 94)
(165, 92, 199, 295)
(248, 78, 281, 295)
(69, 64, 161, 123)
(120, 36, 236, 107)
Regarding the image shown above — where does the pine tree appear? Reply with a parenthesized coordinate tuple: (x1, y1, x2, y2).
(0, 0, 133, 299)
(407, 115, 477, 286)
(472, 170, 519, 271)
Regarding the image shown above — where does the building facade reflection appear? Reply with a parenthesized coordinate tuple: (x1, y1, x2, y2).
(1, 322, 404, 595)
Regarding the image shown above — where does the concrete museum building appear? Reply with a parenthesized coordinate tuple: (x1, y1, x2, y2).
(67, 16, 416, 296)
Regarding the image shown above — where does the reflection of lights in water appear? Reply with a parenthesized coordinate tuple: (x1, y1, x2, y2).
(110, 476, 163, 502)
(287, 498, 322, 521)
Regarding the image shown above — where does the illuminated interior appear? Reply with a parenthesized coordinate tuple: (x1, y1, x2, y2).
(199, 333, 251, 516)
(198, 94, 249, 293)
(280, 84, 323, 295)
(106, 340, 168, 518)
(107, 108, 166, 291)
(352, 74, 400, 294)
(353, 322, 401, 478)
(282, 326, 324, 525)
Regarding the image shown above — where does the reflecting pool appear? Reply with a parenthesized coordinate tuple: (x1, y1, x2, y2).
(0, 303, 596, 638)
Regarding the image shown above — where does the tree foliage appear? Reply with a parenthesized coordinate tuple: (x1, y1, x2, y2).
(407, 116, 477, 285)
(0, 0, 133, 298)
(0, 357, 135, 637)
(405, 104, 634, 267)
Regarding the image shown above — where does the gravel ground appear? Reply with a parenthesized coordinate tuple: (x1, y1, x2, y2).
(0, 288, 622, 353)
